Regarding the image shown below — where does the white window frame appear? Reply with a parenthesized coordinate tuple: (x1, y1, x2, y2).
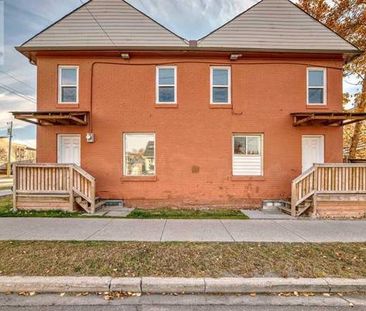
(156, 66, 177, 104)
(210, 66, 231, 105)
(123, 133, 156, 177)
(232, 134, 264, 176)
(58, 65, 79, 104)
(307, 67, 326, 105)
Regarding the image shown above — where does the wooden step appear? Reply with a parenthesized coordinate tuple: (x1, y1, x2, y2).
(17, 192, 69, 198)
(296, 202, 312, 217)
(278, 205, 292, 215)
(75, 196, 91, 213)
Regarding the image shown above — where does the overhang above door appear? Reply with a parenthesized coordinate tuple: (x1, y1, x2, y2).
(12, 111, 88, 126)
(291, 112, 366, 127)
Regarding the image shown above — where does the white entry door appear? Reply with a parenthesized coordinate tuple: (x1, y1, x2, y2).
(302, 135, 324, 172)
(58, 134, 81, 166)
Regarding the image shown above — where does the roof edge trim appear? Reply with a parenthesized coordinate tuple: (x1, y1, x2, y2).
(15, 45, 362, 55)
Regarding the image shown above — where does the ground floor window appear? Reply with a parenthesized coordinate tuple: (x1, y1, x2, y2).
(123, 133, 156, 176)
(232, 134, 263, 176)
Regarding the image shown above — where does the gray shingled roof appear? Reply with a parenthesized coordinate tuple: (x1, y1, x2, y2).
(18, 0, 359, 55)
(198, 0, 359, 53)
(20, 0, 188, 49)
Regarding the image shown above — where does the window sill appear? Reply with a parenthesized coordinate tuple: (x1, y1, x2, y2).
(155, 103, 178, 108)
(210, 104, 232, 109)
(120, 176, 157, 182)
(306, 104, 327, 109)
(231, 176, 265, 181)
(56, 104, 80, 109)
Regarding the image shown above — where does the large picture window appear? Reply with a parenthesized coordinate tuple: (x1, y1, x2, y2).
(232, 134, 263, 176)
(307, 68, 326, 105)
(211, 67, 231, 104)
(58, 66, 79, 103)
(123, 133, 156, 176)
(156, 66, 176, 104)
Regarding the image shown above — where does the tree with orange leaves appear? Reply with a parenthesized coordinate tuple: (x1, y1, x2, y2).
(298, 0, 366, 159)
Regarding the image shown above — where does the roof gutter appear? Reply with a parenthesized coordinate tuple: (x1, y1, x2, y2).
(16, 45, 361, 55)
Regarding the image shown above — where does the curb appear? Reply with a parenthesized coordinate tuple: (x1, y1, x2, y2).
(0, 277, 365, 294)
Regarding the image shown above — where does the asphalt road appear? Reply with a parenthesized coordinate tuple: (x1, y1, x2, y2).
(0, 294, 364, 311)
(0, 307, 363, 311)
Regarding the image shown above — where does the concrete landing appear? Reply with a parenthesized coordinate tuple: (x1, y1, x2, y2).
(242, 209, 295, 220)
(85, 206, 134, 218)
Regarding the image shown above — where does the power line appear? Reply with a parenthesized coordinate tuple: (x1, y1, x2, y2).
(0, 70, 35, 91)
(0, 84, 36, 103)
(0, 83, 36, 102)
(0, 81, 35, 98)
(78, 0, 116, 46)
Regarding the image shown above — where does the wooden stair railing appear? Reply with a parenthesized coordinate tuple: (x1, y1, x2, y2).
(13, 163, 96, 213)
(291, 163, 366, 217)
(71, 165, 96, 213)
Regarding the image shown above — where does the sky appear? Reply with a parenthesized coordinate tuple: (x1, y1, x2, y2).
(0, 0, 362, 148)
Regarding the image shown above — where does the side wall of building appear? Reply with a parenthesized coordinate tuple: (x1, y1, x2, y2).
(36, 53, 344, 207)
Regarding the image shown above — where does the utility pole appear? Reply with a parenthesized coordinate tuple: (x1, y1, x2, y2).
(6, 121, 13, 177)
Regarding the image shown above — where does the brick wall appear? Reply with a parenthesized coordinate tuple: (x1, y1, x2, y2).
(36, 52, 344, 208)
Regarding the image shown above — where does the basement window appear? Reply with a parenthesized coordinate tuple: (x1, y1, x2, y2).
(232, 134, 263, 176)
(123, 133, 156, 176)
(156, 66, 176, 104)
(211, 67, 231, 104)
(58, 66, 79, 104)
(307, 68, 326, 105)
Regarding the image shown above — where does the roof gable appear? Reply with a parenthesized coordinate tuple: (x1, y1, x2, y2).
(198, 0, 359, 53)
(21, 0, 188, 49)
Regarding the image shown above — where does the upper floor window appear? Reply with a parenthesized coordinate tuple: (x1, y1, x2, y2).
(156, 66, 176, 104)
(211, 67, 231, 105)
(307, 68, 326, 105)
(58, 66, 79, 104)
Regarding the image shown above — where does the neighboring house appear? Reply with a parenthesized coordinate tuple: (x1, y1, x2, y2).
(12, 0, 366, 217)
(0, 138, 36, 165)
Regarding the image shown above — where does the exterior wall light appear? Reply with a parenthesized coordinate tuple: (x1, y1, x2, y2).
(230, 54, 242, 61)
(120, 53, 130, 59)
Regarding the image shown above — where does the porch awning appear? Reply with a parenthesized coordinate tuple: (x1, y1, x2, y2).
(12, 111, 89, 126)
(291, 112, 366, 127)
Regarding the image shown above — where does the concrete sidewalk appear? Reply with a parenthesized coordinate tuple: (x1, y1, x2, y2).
(0, 189, 12, 197)
(0, 218, 365, 242)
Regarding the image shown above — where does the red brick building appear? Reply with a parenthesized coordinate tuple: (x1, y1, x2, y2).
(14, 0, 364, 214)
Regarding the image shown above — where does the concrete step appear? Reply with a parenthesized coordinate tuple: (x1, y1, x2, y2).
(262, 199, 290, 211)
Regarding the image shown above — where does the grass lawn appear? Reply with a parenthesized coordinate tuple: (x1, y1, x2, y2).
(0, 241, 364, 278)
(127, 208, 248, 219)
(0, 197, 249, 219)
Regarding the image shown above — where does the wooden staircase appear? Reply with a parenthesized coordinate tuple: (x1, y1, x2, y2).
(13, 163, 97, 213)
(290, 163, 366, 217)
